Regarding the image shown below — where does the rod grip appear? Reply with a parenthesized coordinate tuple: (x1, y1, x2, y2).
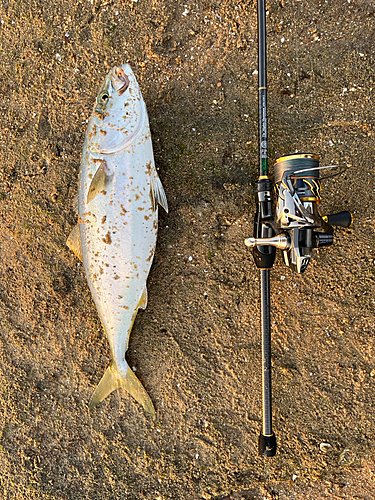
(258, 432, 277, 457)
(323, 211, 353, 228)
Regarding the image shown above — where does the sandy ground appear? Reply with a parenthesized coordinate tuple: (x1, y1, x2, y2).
(0, 0, 375, 498)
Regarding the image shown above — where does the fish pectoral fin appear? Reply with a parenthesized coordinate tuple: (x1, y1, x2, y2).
(138, 286, 148, 310)
(66, 224, 83, 261)
(150, 172, 168, 213)
(89, 361, 156, 419)
(87, 160, 114, 204)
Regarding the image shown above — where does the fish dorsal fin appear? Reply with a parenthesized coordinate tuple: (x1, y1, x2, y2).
(66, 224, 82, 261)
(150, 172, 168, 213)
(87, 160, 113, 204)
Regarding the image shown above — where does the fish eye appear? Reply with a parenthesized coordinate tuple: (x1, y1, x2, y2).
(98, 91, 110, 104)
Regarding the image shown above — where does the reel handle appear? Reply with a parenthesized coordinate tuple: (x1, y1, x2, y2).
(323, 211, 353, 228)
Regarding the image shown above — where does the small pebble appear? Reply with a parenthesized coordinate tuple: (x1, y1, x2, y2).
(320, 442, 332, 452)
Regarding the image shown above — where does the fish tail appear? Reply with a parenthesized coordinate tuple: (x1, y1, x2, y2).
(89, 361, 156, 419)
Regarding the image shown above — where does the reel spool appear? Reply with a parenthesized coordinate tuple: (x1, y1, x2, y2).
(274, 153, 321, 229)
(246, 153, 353, 273)
(275, 153, 323, 273)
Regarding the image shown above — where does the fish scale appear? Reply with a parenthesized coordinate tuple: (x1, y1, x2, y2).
(67, 64, 168, 418)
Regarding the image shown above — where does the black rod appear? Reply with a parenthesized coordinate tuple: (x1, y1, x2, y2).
(256, 0, 277, 457)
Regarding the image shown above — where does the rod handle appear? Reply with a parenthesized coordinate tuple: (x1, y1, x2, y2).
(258, 432, 277, 457)
(323, 211, 353, 228)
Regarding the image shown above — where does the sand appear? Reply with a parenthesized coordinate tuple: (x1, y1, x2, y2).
(0, 0, 374, 498)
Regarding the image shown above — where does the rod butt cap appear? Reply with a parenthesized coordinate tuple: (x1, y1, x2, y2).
(259, 433, 277, 457)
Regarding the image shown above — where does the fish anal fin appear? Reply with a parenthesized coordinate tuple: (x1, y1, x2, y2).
(87, 160, 113, 204)
(150, 173, 168, 213)
(89, 361, 156, 419)
(66, 224, 83, 261)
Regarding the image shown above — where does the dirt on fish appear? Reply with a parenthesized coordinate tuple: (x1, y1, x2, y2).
(0, 0, 374, 499)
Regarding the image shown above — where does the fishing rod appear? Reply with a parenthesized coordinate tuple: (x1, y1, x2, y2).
(247, 0, 352, 457)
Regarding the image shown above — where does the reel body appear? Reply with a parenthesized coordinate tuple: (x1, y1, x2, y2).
(275, 154, 325, 273)
(247, 153, 352, 273)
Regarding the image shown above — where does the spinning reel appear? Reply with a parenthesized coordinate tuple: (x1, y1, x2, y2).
(245, 153, 353, 274)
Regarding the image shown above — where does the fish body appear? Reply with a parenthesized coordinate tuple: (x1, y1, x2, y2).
(68, 64, 167, 417)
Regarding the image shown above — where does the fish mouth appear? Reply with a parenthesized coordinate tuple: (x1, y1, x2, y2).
(111, 67, 130, 95)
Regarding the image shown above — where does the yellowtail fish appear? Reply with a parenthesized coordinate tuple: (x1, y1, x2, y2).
(67, 64, 168, 418)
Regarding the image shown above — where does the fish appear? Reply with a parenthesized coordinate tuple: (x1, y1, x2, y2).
(67, 64, 168, 418)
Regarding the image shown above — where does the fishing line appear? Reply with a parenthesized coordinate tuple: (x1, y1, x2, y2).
(292, 0, 303, 151)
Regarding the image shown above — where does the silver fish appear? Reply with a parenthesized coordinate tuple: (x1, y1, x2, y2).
(67, 64, 168, 418)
